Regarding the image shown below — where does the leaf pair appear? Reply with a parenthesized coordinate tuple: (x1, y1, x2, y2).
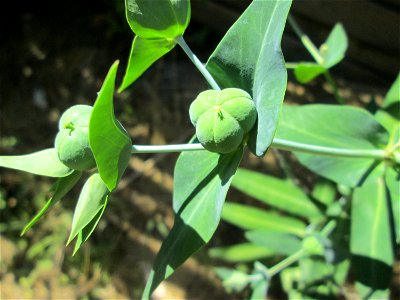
(119, 0, 191, 91)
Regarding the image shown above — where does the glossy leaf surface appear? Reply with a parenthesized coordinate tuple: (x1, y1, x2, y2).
(67, 173, 109, 245)
(232, 168, 321, 220)
(142, 149, 243, 298)
(206, 0, 292, 156)
(0, 148, 73, 177)
(21, 171, 82, 235)
(89, 61, 132, 191)
(275, 104, 389, 186)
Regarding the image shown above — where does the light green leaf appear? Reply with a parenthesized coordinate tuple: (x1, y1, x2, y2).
(374, 109, 399, 133)
(294, 63, 326, 83)
(320, 23, 348, 68)
(21, 171, 82, 236)
(382, 73, 399, 108)
(215, 267, 249, 293)
(250, 279, 268, 300)
(245, 230, 302, 256)
(232, 168, 321, 220)
(311, 179, 336, 206)
(67, 173, 109, 245)
(385, 167, 399, 243)
(355, 282, 390, 300)
(209, 243, 274, 263)
(142, 149, 243, 299)
(351, 168, 394, 290)
(119, 37, 175, 92)
(73, 196, 108, 255)
(275, 104, 389, 186)
(125, 0, 190, 39)
(0, 148, 73, 177)
(222, 202, 306, 237)
(89, 61, 132, 191)
(206, 0, 292, 156)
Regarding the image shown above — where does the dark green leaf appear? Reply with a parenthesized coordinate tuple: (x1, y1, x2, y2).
(294, 63, 326, 83)
(222, 202, 306, 237)
(206, 0, 292, 156)
(382, 73, 399, 108)
(89, 61, 132, 191)
(232, 168, 322, 220)
(67, 173, 109, 245)
(0, 148, 73, 177)
(209, 243, 274, 263)
(351, 168, 394, 290)
(119, 36, 176, 92)
(125, 0, 190, 39)
(142, 149, 243, 299)
(21, 171, 82, 236)
(320, 23, 348, 68)
(275, 104, 389, 186)
(245, 230, 302, 256)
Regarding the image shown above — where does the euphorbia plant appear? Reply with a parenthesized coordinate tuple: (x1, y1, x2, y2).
(1, 0, 399, 298)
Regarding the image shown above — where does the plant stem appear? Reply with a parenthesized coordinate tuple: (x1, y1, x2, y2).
(131, 139, 387, 160)
(268, 249, 306, 277)
(323, 71, 344, 104)
(176, 36, 221, 91)
(285, 62, 298, 69)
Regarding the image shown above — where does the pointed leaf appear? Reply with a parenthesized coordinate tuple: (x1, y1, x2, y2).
(142, 149, 243, 299)
(206, 0, 292, 156)
(294, 63, 326, 83)
(125, 0, 190, 39)
(0, 148, 73, 177)
(89, 61, 132, 191)
(382, 73, 400, 108)
(275, 105, 389, 186)
(119, 37, 175, 91)
(222, 202, 306, 237)
(21, 171, 82, 235)
(232, 168, 322, 220)
(351, 168, 394, 290)
(67, 173, 109, 244)
(320, 23, 348, 68)
(209, 243, 274, 263)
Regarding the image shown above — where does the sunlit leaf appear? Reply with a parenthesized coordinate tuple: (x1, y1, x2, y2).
(294, 63, 326, 83)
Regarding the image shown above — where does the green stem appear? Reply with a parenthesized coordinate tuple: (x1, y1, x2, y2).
(176, 36, 221, 91)
(323, 71, 344, 104)
(267, 249, 306, 277)
(131, 140, 387, 161)
(285, 62, 298, 69)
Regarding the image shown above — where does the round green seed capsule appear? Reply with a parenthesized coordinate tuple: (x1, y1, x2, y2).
(189, 88, 257, 154)
(54, 105, 96, 171)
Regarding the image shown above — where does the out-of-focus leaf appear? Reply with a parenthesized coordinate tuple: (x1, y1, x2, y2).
(215, 267, 249, 293)
(0, 148, 73, 177)
(232, 168, 321, 220)
(382, 73, 400, 108)
(21, 171, 82, 235)
(89, 61, 132, 191)
(311, 179, 336, 206)
(320, 23, 348, 68)
(294, 63, 326, 83)
(206, 0, 292, 156)
(222, 202, 306, 237)
(209, 243, 274, 263)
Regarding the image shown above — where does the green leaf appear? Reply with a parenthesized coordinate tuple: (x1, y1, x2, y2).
(125, 0, 190, 39)
(214, 267, 249, 293)
(275, 104, 389, 186)
(73, 196, 108, 255)
(142, 149, 243, 299)
(222, 202, 306, 237)
(206, 0, 292, 156)
(89, 61, 132, 191)
(311, 179, 336, 206)
(119, 37, 175, 92)
(355, 282, 390, 300)
(382, 73, 399, 108)
(320, 23, 348, 68)
(351, 168, 394, 290)
(21, 171, 82, 236)
(294, 63, 326, 83)
(0, 148, 73, 177)
(250, 279, 268, 300)
(245, 230, 302, 256)
(385, 167, 399, 243)
(67, 173, 109, 245)
(209, 243, 274, 263)
(232, 168, 322, 220)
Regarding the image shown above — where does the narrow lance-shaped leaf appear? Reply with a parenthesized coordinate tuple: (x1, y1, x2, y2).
(209, 243, 274, 263)
(0, 148, 73, 177)
(67, 173, 109, 245)
(275, 104, 389, 187)
(21, 171, 82, 236)
(142, 148, 243, 299)
(206, 0, 292, 156)
(89, 61, 132, 191)
(232, 168, 322, 220)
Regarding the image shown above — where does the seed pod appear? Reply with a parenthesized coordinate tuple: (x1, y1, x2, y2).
(189, 88, 257, 154)
(55, 105, 96, 171)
